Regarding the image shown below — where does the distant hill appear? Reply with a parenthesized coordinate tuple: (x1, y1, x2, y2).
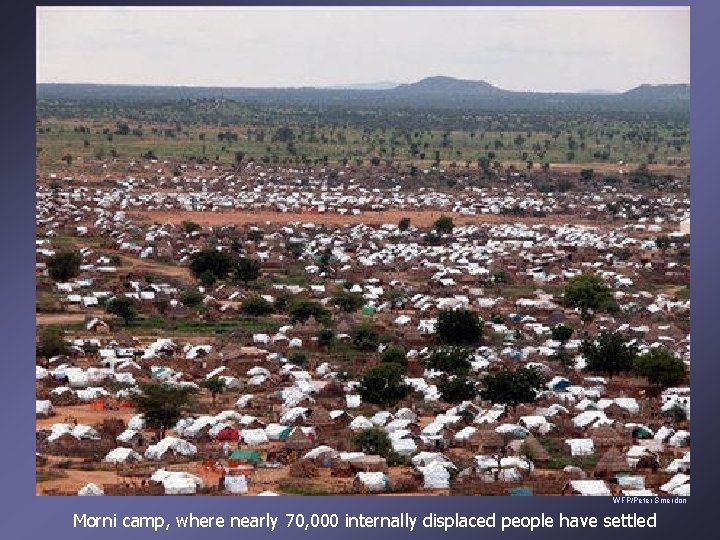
(622, 83, 690, 100)
(36, 76, 689, 114)
(392, 76, 502, 96)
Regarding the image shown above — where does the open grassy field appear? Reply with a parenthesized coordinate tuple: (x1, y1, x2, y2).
(36, 116, 689, 169)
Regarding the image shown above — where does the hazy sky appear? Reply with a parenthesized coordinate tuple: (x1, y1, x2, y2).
(36, 6, 690, 92)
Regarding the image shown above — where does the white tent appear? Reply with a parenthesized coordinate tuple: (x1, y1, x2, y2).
(104, 447, 143, 463)
(151, 469, 204, 495)
(356, 472, 389, 492)
(144, 437, 197, 460)
(36, 400, 53, 417)
(418, 462, 450, 489)
(77, 483, 104, 496)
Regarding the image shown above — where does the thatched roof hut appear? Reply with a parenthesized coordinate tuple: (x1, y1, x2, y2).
(467, 427, 505, 453)
(589, 424, 631, 449)
(519, 435, 550, 463)
(285, 428, 316, 451)
(307, 406, 334, 427)
(595, 447, 631, 477)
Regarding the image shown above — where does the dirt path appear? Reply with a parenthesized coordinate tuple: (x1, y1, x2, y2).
(36, 403, 137, 430)
(36, 313, 89, 326)
(37, 467, 123, 495)
(115, 253, 192, 281)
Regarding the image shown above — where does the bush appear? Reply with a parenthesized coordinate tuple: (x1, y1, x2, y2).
(47, 251, 82, 282)
(105, 296, 138, 326)
(379, 347, 407, 368)
(434, 215, 454, 234)
(398, 217, 411, 231)
(181, 221, 201, 234)
(37, 326, 69, 358)
(241, 296, 273, 316)
(285, 242, 304, 258)
(332, 289, 364, 313)
(288, 351, 308, 367)
(351, 324, 380, 352)
(246, 229, 263, 242)
(318, 328, 336, 349)
(492, 270, 510, 284)
(288, 299, 330, 324)
(180, 288, 204, 308)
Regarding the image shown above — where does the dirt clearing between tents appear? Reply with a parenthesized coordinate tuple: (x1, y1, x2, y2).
(36, 403, 137, 430)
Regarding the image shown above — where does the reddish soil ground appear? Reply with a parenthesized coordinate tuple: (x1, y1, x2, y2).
(37, 313, 91, 326)
(36, 403, 137, 430)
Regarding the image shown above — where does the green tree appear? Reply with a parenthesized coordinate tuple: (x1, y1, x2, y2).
(434, 215, 455, 234)
(332, 289, 364, 313)
(379, 347, 408, 368)
(655, 236, 671, 251)
(633, 347, 686, 388)
(436, 308, 483, 345)
(106, 296, 138, 326)
(241, 295, 273, 316)
(438, 375, 477, 403)
(398, 217, 411, 231)
(181, 221, 201, 234)
(551, 324, 574, 365)
(246, 229, 263, 242)
(46, 251, 82, 282)
(288, 351, 308, 367)
(131, 382, 197, 439)
(480, 366, 546, 409)
(424, 346, 473, 376)
(180, 288, 204, 308)
(580, 331, 638, 378)
(352, 324, 380, 352)
(189, 249, 234, 282)
(492, 270, 510, 284)
(357, 363, 410, 405)
(202, 376, 226, 406)
(382, 289, 406, 310)
(317, 328, 336, 349)
(200, 270, 217, 287)
(551, 324, 573, 345)
(37, 326, 69, 358)
(285, 242, 304, 258)
(353, 428, 395, 460)
(288, 299, 330, 324)
(563, 273, 616, 320)
(234, 257, 261, 282)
